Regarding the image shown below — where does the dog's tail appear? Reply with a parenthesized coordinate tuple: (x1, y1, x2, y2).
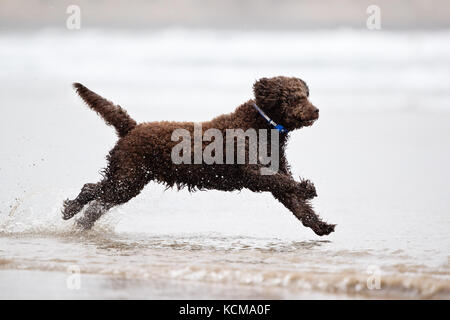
(73, 83, 137, 138)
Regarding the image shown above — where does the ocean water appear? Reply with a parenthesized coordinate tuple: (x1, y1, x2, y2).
(0, 29, 449, 299)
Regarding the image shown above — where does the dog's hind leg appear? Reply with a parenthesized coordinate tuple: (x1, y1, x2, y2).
(62, 183, 101, 220)
(75, 171, 150, 229)
(75, 200, 112, 230)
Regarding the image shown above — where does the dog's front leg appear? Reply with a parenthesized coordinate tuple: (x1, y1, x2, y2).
(278, 161, 317, 200)
(244, 168, 315, 200)
(272, 192, 335, 236)
(296, 178, 317, 199)
(244, 169, 335, 236)
(245, 171, 303, 195)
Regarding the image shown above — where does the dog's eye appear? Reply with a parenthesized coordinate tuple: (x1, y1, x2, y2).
(289, 96, 299, 103)
(290, 96, 305, 104)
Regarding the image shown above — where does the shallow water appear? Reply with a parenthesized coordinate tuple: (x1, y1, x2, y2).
(0, 29, 449, 299)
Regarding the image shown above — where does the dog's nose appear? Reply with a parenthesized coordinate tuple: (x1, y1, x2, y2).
(314, 108, 319, 114)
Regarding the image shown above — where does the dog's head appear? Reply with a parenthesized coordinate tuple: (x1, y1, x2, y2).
(253, 76, 319, 130)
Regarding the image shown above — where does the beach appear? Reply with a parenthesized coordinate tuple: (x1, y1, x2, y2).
(0, 29, 449, 299)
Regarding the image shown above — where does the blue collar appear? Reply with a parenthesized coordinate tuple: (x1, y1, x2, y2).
(252, 102, 289, 134)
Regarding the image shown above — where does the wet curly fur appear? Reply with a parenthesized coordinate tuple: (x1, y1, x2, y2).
(62, 76, 335, 236)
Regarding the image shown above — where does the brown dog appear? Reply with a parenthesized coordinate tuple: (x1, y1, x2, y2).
(62, 76, 335, 236)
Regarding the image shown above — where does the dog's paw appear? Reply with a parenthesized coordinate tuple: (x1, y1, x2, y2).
(61, 199, 82, 220)
(300, 211, 336, 236)
(297, 179, 317, 199)
(311, 222, 336, 236)
(75, 216, 94, 230)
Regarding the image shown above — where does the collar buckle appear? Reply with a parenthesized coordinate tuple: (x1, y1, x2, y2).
(252, 103, 289, 134)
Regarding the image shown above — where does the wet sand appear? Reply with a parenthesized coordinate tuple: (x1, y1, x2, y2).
(0, 269, 344, 300)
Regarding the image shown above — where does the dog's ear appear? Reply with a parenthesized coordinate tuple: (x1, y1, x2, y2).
(298, 79, 309, 97)
(253, 77, 285, 110)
